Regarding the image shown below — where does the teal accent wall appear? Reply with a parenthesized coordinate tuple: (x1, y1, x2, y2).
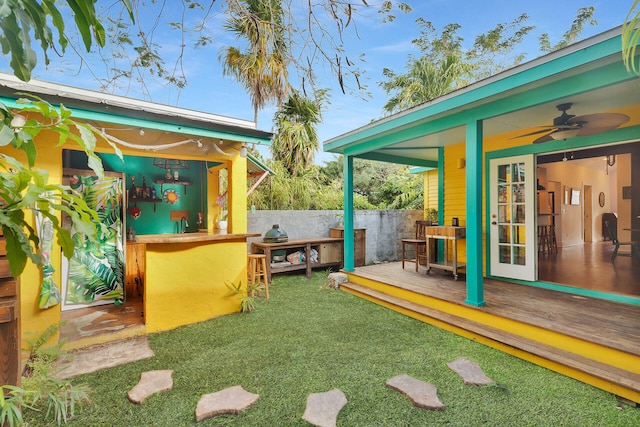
(65, 150, 210, 235)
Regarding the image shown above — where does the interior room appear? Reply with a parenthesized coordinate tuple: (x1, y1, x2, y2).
(536, 141, 640, 298)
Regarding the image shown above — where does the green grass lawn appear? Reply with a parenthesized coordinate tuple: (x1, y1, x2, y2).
(27, 271, 640, 426)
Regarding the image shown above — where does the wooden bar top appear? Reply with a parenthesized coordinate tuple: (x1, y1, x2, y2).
(135, 232, 260, 244)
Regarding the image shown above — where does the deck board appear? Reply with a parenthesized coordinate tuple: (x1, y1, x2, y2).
(349, 262, 640, 357)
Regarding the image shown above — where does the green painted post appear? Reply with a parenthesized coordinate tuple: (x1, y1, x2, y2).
(343, 155, 355, 271)
(437, 147, 445, 262)
(465, 120, 486, 306)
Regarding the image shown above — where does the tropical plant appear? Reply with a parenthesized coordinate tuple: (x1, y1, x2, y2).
(270, 92, 323, 176)
(1, 324, 91, 427)
(225, 280, 261, 313)
(0, 0, 133, 82)
(0, 96, 120, 277)
(220, 0, 290, 123)
(622, 0, 640, 76)
(380, 8, 596, 114)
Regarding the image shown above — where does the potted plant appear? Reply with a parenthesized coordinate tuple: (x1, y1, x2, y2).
(216, 193, 228, 230)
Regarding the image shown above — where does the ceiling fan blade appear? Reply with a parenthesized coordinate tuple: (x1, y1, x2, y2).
(568, 113, 629, 129)
(532, 133, 555, 144)
(510, 127, 556, 139)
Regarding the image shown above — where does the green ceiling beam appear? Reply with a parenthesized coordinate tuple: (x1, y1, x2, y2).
(356, 151, 438, 168)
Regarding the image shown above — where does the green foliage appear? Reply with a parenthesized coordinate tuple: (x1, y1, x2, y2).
(622, 0, 640, 76)
(225, 280, 260, 313)
(1, 324, 91, 426)
(425, 208, 438, 223)
(271, 92, 324, 176)
(381, 8, 597, 114)
(539, 7, 597, 53)
(0, 0, 133, 82)
(249, 154, 422, 210)
(0, 96, 120, 277)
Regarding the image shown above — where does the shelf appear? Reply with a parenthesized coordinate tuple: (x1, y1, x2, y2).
(128, 197, 162, 212)
(155, 180, 192, 194)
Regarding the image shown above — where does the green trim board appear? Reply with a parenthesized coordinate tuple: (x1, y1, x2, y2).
(355, 151, 438, 168)
(0, 97, 272, 146)
(501, 278, 640, 307)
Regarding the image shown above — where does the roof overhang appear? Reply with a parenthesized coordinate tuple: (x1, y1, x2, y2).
(0, 73, 273, 158)
(324, 27, 640, 166)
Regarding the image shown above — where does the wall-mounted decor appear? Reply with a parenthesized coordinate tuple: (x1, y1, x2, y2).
(571, 188, 581, 205)
(622, 186, 632, 200)
(564, 186, 569, 205)
(598, 192, 605, 207)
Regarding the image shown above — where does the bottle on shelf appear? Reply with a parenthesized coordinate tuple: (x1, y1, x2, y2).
(130, 176, 137, 199)
(166, 169, 172, 181)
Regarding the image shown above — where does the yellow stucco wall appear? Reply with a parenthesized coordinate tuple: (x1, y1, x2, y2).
(1, 127, 251, 349)
(143, 240, 246, 333)
(423, 132, 532, 266)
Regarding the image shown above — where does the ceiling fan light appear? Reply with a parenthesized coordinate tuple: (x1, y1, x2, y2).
(550, 129, 580, 140)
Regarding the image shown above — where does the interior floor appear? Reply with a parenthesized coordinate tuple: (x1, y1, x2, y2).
(538, 241, 640, 298)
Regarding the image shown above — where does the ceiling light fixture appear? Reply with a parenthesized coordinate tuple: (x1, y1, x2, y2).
(550, 128, 580, 140)
(240, 145, 248, 158)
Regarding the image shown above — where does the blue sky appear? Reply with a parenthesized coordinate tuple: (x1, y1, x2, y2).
(2, 0, 632, 164)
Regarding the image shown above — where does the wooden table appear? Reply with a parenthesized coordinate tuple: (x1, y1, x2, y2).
(425, 226, 466, 280)
(251, 238, 343, 281)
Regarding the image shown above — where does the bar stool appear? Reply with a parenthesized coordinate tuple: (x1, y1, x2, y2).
(247, 253, 269, 299)
(538, 225, 549, 254)
(548, 225, 558, 254)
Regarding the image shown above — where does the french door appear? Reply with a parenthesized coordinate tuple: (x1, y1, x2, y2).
(489, 155, 536, 281)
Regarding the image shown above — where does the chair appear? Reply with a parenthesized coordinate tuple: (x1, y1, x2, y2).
(604, 221, 640, 262)
(401, 220, 431, 271)
(248, 253, 269, 299)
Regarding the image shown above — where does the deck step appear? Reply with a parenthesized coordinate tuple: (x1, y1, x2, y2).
(342, 281, 640, 394)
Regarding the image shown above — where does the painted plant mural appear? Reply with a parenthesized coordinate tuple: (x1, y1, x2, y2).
(63, 174, 124, 307)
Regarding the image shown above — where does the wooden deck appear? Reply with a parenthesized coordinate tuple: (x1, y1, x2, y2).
(341, 262, 640, 404)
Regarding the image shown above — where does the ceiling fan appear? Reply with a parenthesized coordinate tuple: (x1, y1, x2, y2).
(515, 103, 629, 144)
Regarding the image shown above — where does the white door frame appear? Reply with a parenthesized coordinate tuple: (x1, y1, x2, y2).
(489, 154, 537, 281)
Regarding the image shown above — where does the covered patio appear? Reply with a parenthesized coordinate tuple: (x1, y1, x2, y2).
(325, 26, 640, 403)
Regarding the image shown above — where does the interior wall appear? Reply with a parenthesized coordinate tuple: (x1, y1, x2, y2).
(545, 160, 611, 246)
(617, 154, 632, 242)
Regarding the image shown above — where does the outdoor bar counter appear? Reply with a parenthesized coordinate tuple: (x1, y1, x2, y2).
(135, 231, 260, 244)
(132, 231, 260, 333)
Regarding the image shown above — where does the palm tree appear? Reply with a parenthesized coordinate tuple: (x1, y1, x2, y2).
(380, 54, 467, 114)
(270, 92, 322, 177)
(219, 0, 290, 123)
(622, 0, 640, 76)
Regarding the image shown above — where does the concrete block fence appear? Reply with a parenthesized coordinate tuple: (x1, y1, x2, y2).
(247, 210, 424, 265)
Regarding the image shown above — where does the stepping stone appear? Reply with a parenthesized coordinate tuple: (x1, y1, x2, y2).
(386, 374, 445, 410)
(195, 385, 259, 422)
(128, 370, 173, 404)
(447, 357, 494, 385)
(56, 336, 154, 379)
(302, 388, 348, 427)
